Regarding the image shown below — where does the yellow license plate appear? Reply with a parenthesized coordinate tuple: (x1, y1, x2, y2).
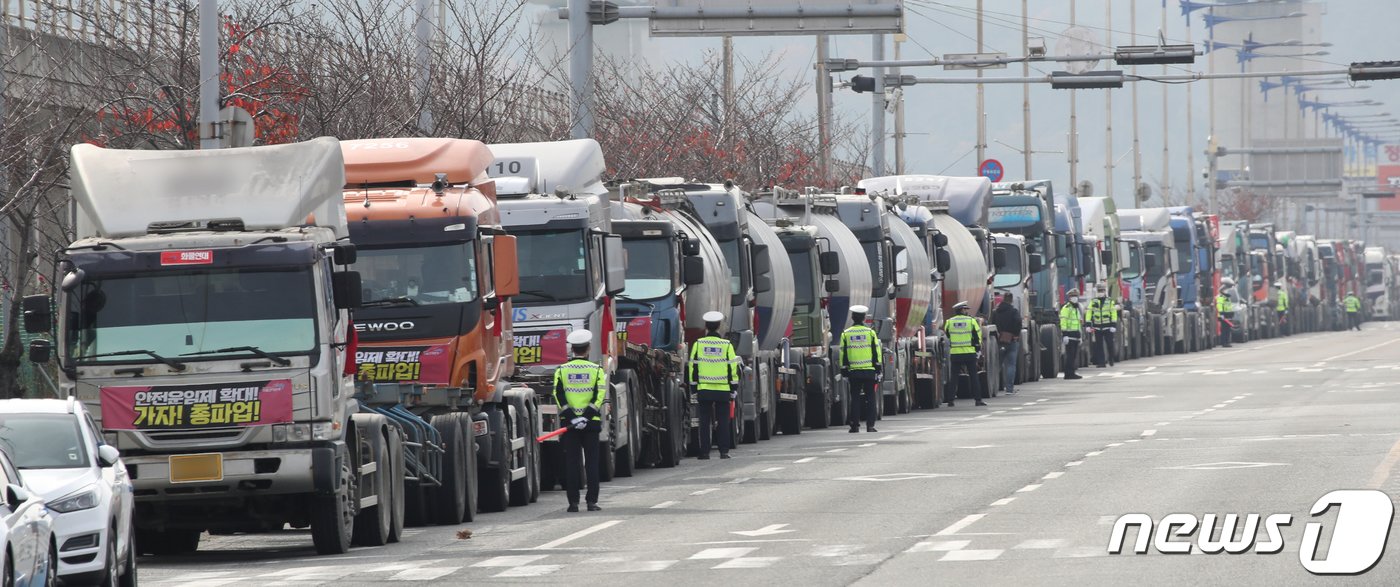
(169, 453, 223, 483)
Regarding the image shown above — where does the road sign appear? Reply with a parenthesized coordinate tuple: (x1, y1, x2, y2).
(979, 159, 1005, 182)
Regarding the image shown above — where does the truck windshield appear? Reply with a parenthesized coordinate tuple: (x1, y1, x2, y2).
(1145, 243, 1166, 279)
(0, 415, 87, 469)
(1173, 228, 1194, 273)
(1369, 269, 1384, 286)
(719, 239, 743, 296)
(992, 244, 1022, 288)
(355, 242, 477, 305)
(791, 250, 815, 306)
(621, 239, 672, 300)
(66, 267, 316, 364)
(516, 230, 591, 303)
(1122, 246, 1142, 279)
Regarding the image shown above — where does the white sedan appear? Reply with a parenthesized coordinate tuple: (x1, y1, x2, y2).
(0, 447, 55, 587)
(0, 399, 130, 586)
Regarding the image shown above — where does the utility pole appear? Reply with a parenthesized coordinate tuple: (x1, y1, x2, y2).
(1161, 0, 1171, 204)
(1105, 0, 1114, 198)
(1131, 0, 1143, 206)
(723, 35, 735, 146)
(1186, 8, 1198, 203)
(975, 0, 986, 168)
(567, 0, 594, 139)
(872, 34, 887, 175)
(1021, 0, 1032, 179)
(414, 0, 434, 134)
(817, 35, 832, 180)
(198, 0, 220, 149)
(895, 34, 907, 175)
(1069, 0, 1079, 194)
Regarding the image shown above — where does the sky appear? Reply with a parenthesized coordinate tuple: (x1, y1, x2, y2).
(527, 0, 1400, 211)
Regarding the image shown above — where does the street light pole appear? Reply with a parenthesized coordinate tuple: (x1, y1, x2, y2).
(1021, 0, 1032, 179)
(1069, 0, 1079, 195)
(1104, 0, 1114, 199)
(872, 33, 887, 175)
(976, 0, 986, 169)
(198, 0, 220, 149)
(1186, 8, 1199, 202)
(1130, 0, 1143, 206)
(1162, 0, 1171, 204)
(567, 0, 594, 139)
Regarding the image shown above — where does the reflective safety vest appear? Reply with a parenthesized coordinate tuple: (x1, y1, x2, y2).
(1059, 303, 1082, 334)
(1217, 295, 1234, 314)
(944, 315, 981, 355)
(1345, 295, 1362, 313)
(839, 325, 883, 370)
(1087, 298, 1118, 326)
(553, 358, 608, 420)
(689, 335, 739, 392)
(1276, 290, 1289, 312)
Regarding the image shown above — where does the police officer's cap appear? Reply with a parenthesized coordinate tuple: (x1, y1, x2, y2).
(1067, 288, 1081, 297)
(1222, 278, 1234, 286)
(952, 301, 970, 311)
(850, 305, 869, 314)
(566, 330, 593, 346)
(703, 311, 725, 323)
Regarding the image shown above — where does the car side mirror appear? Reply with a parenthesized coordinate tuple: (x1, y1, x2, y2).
(819, 251, 840, 276)
(332, 271, 363, 310)
(97, 445, 121, 468)
(682, 256, 706, 286)
(6, 484, 29, 506)
(27, 340, 51, 364)
(22, 295, 51, 333)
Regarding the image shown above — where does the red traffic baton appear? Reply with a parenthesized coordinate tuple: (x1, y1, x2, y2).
(537, 427, 568, 442)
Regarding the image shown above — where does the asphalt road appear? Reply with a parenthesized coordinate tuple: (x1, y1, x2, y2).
(141, 323, 1400, 586)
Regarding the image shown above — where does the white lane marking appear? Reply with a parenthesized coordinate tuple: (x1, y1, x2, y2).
(727, 477, 751, 484)
(614, 561, 677, 572)
(713, 557, 781, 569)
(694, 539, 813, 545)
(940, 549, 1004, 561)
(1204, 408, 1216, 412)
(934, 514, 986, 536)
(810, 544, 865, 557)
(1127, 439, 1142, 443)
(1324, 337, 1400, 361)
(761, 467, 785, 473)
(975, 415, 991, 419)
(1085, 451, 1103, 457)
(1015, 539, 1069, 549)
(1042, 471, 1064, 480)
(859, 443, 877, 448)
(1156, 422, 1170, 426)
(1065, 461, 1083, 467)
(490, 565, 562, 578)
(1107, 443, 1124, 447)
(794, 457, 818, 463)
(1142, 430, 1157, 437)
(1022, 402, 1037, 406)
(692, 488, 720, 496)
(1011, 407, 1024, 411)
(880, 435, 899, 440)
(1036, 398, 1049, 402)
(832, 554, 887, 566)
(990, 497, 1015, 506)
(906, 540, 971, 553)
(533, 521, 622, 550)
(473, 555, 550, 567)
(690, 547, 757, 560)
(651, 501, 679, 509)
(1224, 400, 1237, 404)
(1017, 484, 1042, 493)
(1233, 395, 1247, 400)
(957, 445, 996, 449)
(993, 410, 1008, 414)
(1213, 404, 1228, 408)
(827, 448, 848, 453)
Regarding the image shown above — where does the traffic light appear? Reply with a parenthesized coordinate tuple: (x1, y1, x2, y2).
(851, 75, 876, 93)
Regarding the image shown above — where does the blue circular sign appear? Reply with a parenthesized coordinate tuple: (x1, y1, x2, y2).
(979, 159, 1005, 182)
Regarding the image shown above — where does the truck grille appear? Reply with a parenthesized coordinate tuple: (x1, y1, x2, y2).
(141, 427, 245, 444)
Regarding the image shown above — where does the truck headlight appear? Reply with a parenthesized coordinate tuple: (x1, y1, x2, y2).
(273, 424, 311, 443)
(50, 485, 100, 513)
(311, 421, 339, 441)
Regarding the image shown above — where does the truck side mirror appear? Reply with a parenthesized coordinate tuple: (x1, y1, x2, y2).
(1100, 250, 1113, 266)
(682, 256, 705, 286)
(819, 251, 840, 275)
(752, 244, 771, 275)
(993, 248, 1007, 269)
(681, 237, 701, 257)
(933, 233, 949, 247)
(1028, 253, 1044, 274)
(754, 274, 772, 294)
(332, 271, 363, 309)
(27, 340, 51, 364)
(493, 235, 520, 297)
(604, 234, 627, 296)
(738, 331, 755, 356)
(936, 249, 952, 273)
(332, 242, 357, 265)
(825, 279, 840, 293)
(22, 295, 51, 333)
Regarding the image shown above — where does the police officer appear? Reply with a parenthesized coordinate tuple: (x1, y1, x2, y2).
(1087, 286, 1118, 368)
(554, 329, 607, 512)
(1275, 283, 1290, 336)
(690, 311, 739, 459)
(1217, 278, 1236, 348)
(840, 305, 882, 432)
(1344, 291, 1363, 331)
(944, 301, 986, 406)
(1060, 289, 1084, 380)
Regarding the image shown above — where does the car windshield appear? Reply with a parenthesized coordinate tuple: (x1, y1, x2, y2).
(354, 242, 477, 305)
(719, 238, 743, 296)
(993, 244, 1022, 287)
(516, 230, 591, 303)
(621, 239, 672, 300)
(0, 414, 88, 469)
(791, 250, 815, 306)
(67, 267, 316, 364)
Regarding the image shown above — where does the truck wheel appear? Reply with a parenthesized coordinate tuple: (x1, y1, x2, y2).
(1039, 325, 1059, 379)
(804, 380, 829, 429)
(618, 372, 641, 477)
(598, 429, 616, 482)
(479, 412, 513, 513)
(311, 452, 355, 555)
(430, 415, 469, 524)
(897, 377, 911, 414)
(539, 444, 560, 491)
(778, 398, 802, 436)
(914, 374, 936, 409)
(352, 424, 392, 547)
(828, 383, 846, 427)
(510, 405, 536, 507)
(386, 429, 405, 542)
(136, 529, 200, 556)
(758, 406, 773, 441)
(659, 381, 687, 466)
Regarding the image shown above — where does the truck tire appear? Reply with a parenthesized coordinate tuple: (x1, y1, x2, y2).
(805, 378, 830, 429)
(430, 414, 471, 524)
(352, 423, 392, 547)
(136, 529, 199, 556)
(659, 380, 688, 466)
(479, 411, 512, 513)
(615, 371, 640, 477)
(598, 428, 616, 482)
(510, 403, 537, 507)
(1039, 325, 1059, 379)
(311, 445, 355, 555)
(778, 396, 803, 436)
(828, 382, 846, 428)
(386, 429, 405, 542)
